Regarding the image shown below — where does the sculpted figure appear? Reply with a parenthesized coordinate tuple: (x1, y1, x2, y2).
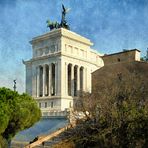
(47, 20, 60, 30)
(47, 4, 70, 30)
(60, 4, 70, 29)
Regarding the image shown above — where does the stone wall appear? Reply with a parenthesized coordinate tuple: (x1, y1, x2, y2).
(102, 49, 140, 65)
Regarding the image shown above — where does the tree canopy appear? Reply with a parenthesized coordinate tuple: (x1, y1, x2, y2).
(0, 87, 41, 147)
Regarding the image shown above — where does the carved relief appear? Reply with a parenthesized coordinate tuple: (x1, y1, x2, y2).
(34, 44, 59, 57)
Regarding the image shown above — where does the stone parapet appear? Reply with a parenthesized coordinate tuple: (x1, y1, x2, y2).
(102, 49, 140, 65)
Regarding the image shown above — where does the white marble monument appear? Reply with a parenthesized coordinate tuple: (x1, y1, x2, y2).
(24, 28, 104, 117)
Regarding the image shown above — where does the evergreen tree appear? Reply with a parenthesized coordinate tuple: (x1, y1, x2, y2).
(0, 87, 41, 147)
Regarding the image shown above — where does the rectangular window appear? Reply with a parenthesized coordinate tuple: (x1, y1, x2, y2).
(74, 47, 78, 55)
(68, 45, 73, 53)
(39, 103, 41, 108)
(65, 44, 67, 52)
(80, 49, 84, 57)
(51, 102, 53, 108)
(50, 45, 55, 53)
(39, 49, 43, 56)
(45, 102, 47, 108)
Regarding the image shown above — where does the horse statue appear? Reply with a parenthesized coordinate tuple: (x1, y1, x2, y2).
(46, 20, 60, 30)
(47, 4, 70, 31)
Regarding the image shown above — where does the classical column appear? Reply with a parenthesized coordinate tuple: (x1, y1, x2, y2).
(55, 62, 58, 95)
(77, 66, 80, 95)
(79, 67, 84, 92)
(65, 62, 68, 95)
(51, 63, 56, 96)
(71, 64, 74, 96)
(48, 63, 51, 96)
(83, 67, 86, 91)
(36, 66, 40, 97)
(42, 65, 46, 97)
(84, 67, 87, 91)
(74, 66, 77, 96)
(31, 66, 36, 97)
(44, 65, 48, 96)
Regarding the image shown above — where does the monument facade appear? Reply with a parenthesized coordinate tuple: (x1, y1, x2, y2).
(24, 28, 104, 116)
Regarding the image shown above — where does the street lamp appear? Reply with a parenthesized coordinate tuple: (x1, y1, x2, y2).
(13, 79, 17, 91)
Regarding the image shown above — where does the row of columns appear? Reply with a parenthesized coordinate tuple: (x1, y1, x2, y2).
(66, 63, 85, 97)
(36, 62, 86, 97)
(36, 63, 57, 97)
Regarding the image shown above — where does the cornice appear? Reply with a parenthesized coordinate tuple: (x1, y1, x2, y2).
(30, 28, 93, 46)
(23, 51, 102, 67)
(61, 28, 93, 46)
(102, 49, 141, 58)
(30, 29, 62, 44)
(61, 52, 101, 67)
(24, 52, 61, 64)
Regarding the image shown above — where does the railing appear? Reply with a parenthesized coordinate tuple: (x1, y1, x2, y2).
(42, 110, 68, 118)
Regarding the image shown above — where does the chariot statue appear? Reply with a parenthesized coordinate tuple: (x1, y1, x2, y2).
(47, 4, 70, 30)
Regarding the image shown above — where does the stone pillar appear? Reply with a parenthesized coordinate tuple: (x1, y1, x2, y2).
(71, 64, 74, 96)
(79, 67, 84, 92)
(48, 63, 51, 96)
(31, 65, 37, 97)
(42, 65, 46, 97)
(65, 62, 68, 95)
(36, 66, 40, 97)
(77, 66, 80, 95)
(85, 67, 87, 91)
(44, 65, 48, 96)
(57, 60, 61, 96)
(83, 67, 86, 91)
(55, 62, 58, 95)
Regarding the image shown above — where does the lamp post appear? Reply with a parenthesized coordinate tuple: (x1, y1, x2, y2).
(146, 48, 148, 61)
(13, 79, 17, 91)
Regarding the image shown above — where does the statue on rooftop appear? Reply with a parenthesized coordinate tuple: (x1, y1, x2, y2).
(60, 4, 70, 29)
(46, 20, 60, 30)
(47, 4, 70, 30)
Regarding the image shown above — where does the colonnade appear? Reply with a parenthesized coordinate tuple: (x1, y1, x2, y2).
(36, 63, 56, 97)
(67, 64, 85, 96)
(36, 62, 85, 97)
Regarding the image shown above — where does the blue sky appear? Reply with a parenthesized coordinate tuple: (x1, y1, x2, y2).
(0, 0, 148, 93)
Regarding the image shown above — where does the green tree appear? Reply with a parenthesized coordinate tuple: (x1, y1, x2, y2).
(0, 87, 41, 147)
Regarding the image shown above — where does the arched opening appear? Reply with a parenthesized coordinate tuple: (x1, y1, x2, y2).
(74, 66, 78, 96)
(117, 58, 120, 62)
(45, 102, 47, 108)
(39, 66, 43, 97)
(68, 64, 72, 96)
(51, 63, 55, 96)
(45, 65, 49, 96)
(80, 67, 84, 92)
